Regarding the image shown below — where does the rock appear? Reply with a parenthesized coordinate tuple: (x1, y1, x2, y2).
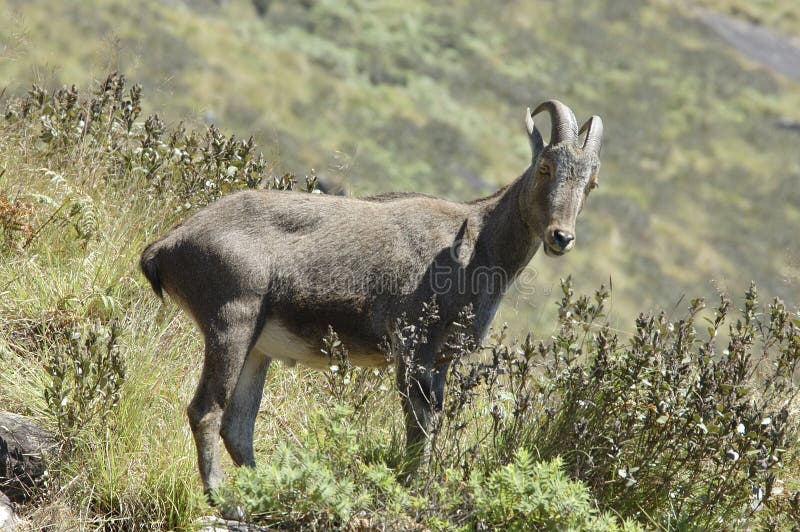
(0, 412, 57, 503)
(0, 492, 18, 531)
(195, 515, 268, 531)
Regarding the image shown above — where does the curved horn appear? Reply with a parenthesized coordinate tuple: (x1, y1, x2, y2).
(531, 99, 578, 145)
(579, 115, 603, 155)
(525, 107, 544, 159)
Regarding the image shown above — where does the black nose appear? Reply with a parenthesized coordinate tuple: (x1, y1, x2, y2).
(552, 230, 575, 250)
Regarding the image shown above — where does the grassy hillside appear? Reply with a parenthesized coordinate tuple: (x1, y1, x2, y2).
(2, 0, 799, 335)
(1, 0, 799, 529)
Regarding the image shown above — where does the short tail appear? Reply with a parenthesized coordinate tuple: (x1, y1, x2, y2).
(140, 243, 163, 299)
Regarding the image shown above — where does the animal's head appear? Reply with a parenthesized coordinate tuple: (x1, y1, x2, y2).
(523, 99, 603, 257)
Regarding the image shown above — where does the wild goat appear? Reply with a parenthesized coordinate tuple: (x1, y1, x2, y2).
(140, 100, 603, 495)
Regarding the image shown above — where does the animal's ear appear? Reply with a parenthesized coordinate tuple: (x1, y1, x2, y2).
(525, 107, 544, 163)
(589, 167, 600, 190)
(586, 160, 602, 191)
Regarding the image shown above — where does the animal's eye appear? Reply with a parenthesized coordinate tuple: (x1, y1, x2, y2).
(538, 165, 551, 178)
(588, 179, 599, 191)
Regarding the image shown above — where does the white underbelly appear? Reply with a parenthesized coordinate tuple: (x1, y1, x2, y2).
(251, 320, 389, 370)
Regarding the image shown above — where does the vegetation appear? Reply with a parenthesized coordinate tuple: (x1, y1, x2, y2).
(1, 76, 798, 529)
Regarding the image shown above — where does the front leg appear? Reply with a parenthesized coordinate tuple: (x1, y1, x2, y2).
(396, 348, 450, 476)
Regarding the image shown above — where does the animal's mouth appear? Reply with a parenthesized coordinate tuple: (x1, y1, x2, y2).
(543, 241, 567, 257)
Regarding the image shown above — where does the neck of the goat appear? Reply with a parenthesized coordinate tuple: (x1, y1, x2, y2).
(474, 166, 542, 286)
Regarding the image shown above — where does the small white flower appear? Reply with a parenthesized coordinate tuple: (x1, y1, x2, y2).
(726, 449, 740, 461)
(312, 189, 322, 194)
(761, 417, 772, 426)
(329, 365, 339, 373)
(737, 423, 745, 435)
(342, 377, 351, 385)
(226, 165, 237, 177)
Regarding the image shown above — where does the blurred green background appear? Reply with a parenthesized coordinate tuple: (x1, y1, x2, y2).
(2, 0, 799, 334)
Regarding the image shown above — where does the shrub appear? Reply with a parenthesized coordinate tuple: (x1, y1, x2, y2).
(471, 449, 632, 531)
(223, 425, 368, 528)
(430, 278, 800, 528)
(528, 280, 799, 527)
(43, 319, 125, 443)
(216, 401, 634, 531)
(3, 73, 319, 218)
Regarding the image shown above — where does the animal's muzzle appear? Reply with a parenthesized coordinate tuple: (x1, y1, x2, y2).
(552, 229, 575, 252)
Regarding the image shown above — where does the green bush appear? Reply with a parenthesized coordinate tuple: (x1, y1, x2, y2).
(216, 405, 636, 531)
(215, 402, 422, 529)
(428, 278, 800, 529)
(528, 281, 800, 527)
(3, 74, 317, 216)
(471, 449, 634, 531)
(215, 330, 416, 529)
(43, 319, 125, 443)
(224, 433, 367, 527)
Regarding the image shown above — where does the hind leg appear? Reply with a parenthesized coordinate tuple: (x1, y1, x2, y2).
(187, 301, 262, 495)
(221, 351, 272, 467)
(187, 365, 225, 494)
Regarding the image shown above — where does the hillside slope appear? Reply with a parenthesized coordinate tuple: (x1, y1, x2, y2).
(2, 0, 798, 330)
